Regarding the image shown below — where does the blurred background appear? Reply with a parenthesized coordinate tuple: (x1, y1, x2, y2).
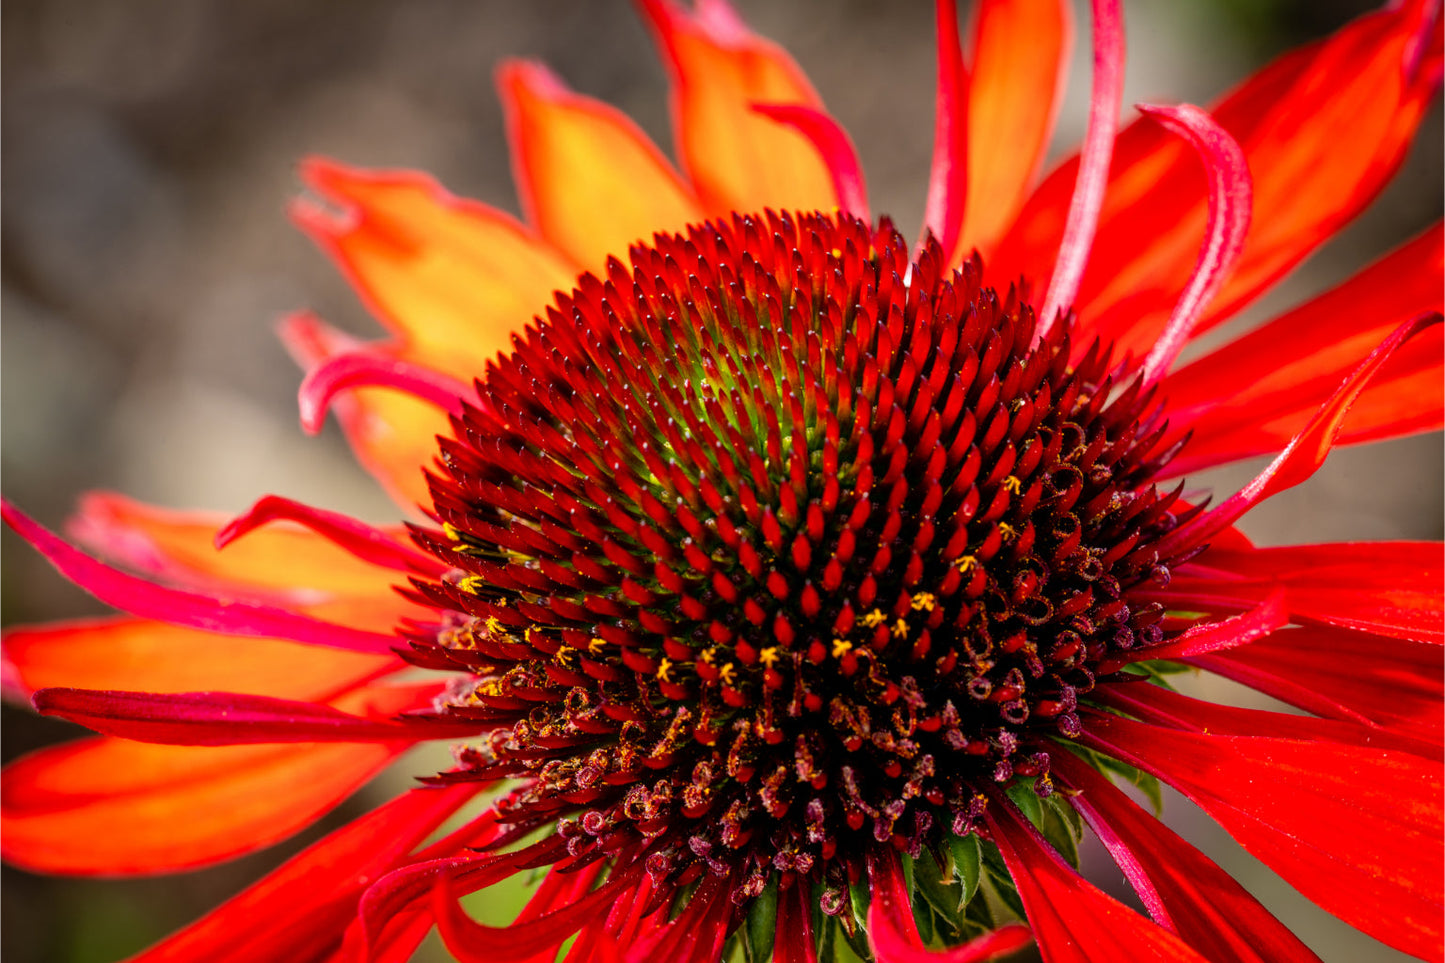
(2, 0, 1440, 960)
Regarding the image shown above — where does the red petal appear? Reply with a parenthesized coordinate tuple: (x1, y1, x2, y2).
(1082, 709, 1445, 958)
(4, 500, 399, 655)
(497, 59, 703, 270)
(31, 685, 469, 746)
(1155, 315, 1441, 559)
(1037, 0, 1125, 337)
(1170, 541, 1444, 644)
(1, 737, 404, 875)
(637, 0, 838, 215)
(1191, 624, 1443, 745)
(623, 873, 733, 963)
(1052, 751, 1322, 963)
(216, 494, 444, 577)
(2, 616, 393, 701)
(920, 0, 969, 259)
(984, 794, 1211, 962)
(1161, 224, 1444, 474)
(129, 785, 476, 962)
(297, 349, 469, 436)
(1135, 104, 1251, 385)
(865, 847, 1033, 962)
(775, 881, 819, 963)
(1098, 586, 1286, 672)
(750, 104, 869, 221)
(958, 0, 1071, 261)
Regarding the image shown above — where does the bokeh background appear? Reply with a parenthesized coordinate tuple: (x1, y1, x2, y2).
(2, 0, 1440, 961)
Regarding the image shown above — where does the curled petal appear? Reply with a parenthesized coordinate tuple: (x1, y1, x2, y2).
(1037, 0, 1125, 338)
(298, 350, 470, 436)
(1098, 586, 1286, 672)
(1137, 104, 1252, 384)
(751, 103, 869, 222)
(217, 494, 444, 577)
(4, 501, 400, 655)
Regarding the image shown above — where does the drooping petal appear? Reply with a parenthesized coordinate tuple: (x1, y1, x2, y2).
(216, 494, 445, 577)
(1, 737, 405, 875)
(30, 685, 471, 746)
(1037, 0, 1125, 338)
(2, 617, 393, 701)
(1136, 104, 1251, 385)
(1155, 314, 1441, 558)
(294, 158, 577, 380)
(3, 501, 400, 655)
(1052, 751, 1322, 963)
(128, 785, 476, 963)
(1167, 541, 1444, 644)
(997, 1, 1439, 357)
(1082, 708, 1445, 959)
(637, 0, 838, 214)
(68, 491, 422, 599)
(280, 313, 449, 514)
(498, 59, 705, 271)
(774, 881, 819, 963)
(1098, 586, 1286, 672)
(865, 847, 1033, 962)
(297, 349, 470, 437)
(984, 793, 1211, 962)
(957, 0, 1072, 261)
(1160, 223, 1444, 474)
(1190, 624, 1443, 745)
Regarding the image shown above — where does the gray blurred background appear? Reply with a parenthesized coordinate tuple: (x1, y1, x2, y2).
(2, 1, 1440, 961)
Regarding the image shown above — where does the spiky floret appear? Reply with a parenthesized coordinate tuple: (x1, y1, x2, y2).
(404, 210, 1187, 910)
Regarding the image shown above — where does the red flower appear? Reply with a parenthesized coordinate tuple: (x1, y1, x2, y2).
(3, 1, 1442, 962)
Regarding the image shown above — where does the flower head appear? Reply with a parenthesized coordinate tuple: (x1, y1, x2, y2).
(3, 2, 1442, 963)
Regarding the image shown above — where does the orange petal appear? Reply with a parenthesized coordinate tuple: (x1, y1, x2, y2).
(2, 617, 395, 701)
(639, 0, 838, 214)
(281, 313, 453, 515)
(0, 737, 404, 875)
(957, 0, 1072, 262)
(499, 60, 705, 271)
(295, 159, 577, 382)
(66, 491, 407, 601)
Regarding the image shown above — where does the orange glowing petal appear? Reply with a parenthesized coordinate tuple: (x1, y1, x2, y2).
(65, 491, 408, 602)
(0, 737, 405, 875)
(957, 0, 1072, 263)
(639, 0, 838, 215)
(2, 617, 395, 701)
(295, 159, 577, 382)
(499, 60, 705, 271)
(281, 313, 453, 515)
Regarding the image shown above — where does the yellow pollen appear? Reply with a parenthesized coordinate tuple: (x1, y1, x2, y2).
(892, 618, 910, 639)
(760, 647, 780, 668)
(700, 647, 717, 664)
(954, 554, 978, 573)
(719, 662, 737, 685)
(587, 637, 606, 654)
(1002, 475, 1022, 494)
(484, 616, 504, 636)
(831, 638, 853, 658)
(911, 592, 936, 612)
(456, 575, 486, 594)
(862, 608, 887, 628)
(555, 645, 576, 666)
(656, 658, 674, 682)
(443, 523, 463, 541)
(998, 522, 1018, 540)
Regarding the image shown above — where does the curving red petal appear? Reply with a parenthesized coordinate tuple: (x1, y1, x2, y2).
(1136, 104, 1251, 385)
(1082, 708, 1445, 958)
(774, 880, 819, 963)
(750, 104, 869, 222)
(2, 617, 394, 702)
(127, 784, 477, 963)
(1161, 223, 1443, 474)
(637, 0, 838, 215)
(623, 872, 733, 963)
(1167, 541, 1444, 644)
(297, 349, 470, 437)
(984, 793, 1211, 962)
(216, 494, 444, 577)
(497, 59, 704, 271)
(1155, 314, 1441, 559)
(1, 737, 405, 875)
(4, 500, 400, 655)
(1098, 586, 1286, 672)
(1190, 624, 1443, 745)
(1052, 751, 1322, 963)
(1036, 0, 1124, 339)
(865, 847, 1033, 962)
(920, 0, 968, 259)
(957, 0, 1071, 262)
